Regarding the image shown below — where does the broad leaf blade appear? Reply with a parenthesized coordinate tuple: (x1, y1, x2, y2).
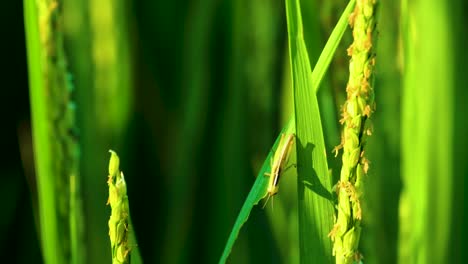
(285, 0, 336, 262)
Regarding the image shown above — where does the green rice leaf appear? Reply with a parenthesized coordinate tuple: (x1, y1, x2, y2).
(286, 0, 354, 262)
(219, 122, 295, 264)
(24, 0, 86, 263)
(311, 0, 356, 93)
(24, 1, 61, 263)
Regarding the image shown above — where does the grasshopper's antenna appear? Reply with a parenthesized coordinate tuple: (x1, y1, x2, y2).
(262, 195, 271, 209)
(271, 195, 274, 211)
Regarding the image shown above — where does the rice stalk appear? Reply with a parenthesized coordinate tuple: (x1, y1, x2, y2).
(24, 0, 85, 263)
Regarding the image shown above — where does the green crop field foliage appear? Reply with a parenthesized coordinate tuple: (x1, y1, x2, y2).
(0, 0, 465, 263)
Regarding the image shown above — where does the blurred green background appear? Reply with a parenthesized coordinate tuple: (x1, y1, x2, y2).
(2, 0, 468, 263)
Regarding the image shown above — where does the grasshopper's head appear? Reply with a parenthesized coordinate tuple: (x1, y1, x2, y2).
(267, 185, 279, 196)
(263, 186, 279, 209)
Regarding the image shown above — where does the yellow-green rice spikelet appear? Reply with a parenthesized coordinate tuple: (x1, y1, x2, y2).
(330, 0, 378, 263)
(107, 150, 131, 264)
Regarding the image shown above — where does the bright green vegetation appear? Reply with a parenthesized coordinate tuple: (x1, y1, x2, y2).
(286, 0, 336, 261)
(24, 0, 85, 263)
(14, 0, 467, 263)
(399, 0, 453, 263)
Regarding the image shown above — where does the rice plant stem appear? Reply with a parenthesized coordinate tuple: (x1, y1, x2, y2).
(24, 0, 85, 263)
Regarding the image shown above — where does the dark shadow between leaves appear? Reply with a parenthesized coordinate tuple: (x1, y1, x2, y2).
(297, 141, 333, 203)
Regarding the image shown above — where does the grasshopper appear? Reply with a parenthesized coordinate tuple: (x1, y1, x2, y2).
(263, 133, 295, 208)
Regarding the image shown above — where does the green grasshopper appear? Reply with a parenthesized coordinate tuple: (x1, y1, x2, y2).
(263, 133, 295, 208)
